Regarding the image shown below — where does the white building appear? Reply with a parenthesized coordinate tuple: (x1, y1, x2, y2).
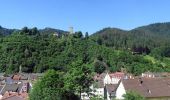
(104, 72, 125, 85)
(115, 81, 126, 99)
(81, 83, 104, 100)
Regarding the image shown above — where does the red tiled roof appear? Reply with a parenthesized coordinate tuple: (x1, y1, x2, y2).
(12, 75, 21, 80)
(2, 91, 28, 100)
(2, 95, 24, 100)
(109, 72, 124, 79)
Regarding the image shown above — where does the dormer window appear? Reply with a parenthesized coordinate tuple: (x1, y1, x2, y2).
(147, 89, 151, 94)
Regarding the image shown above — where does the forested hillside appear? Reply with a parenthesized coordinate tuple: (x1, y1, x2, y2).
(1, 23, 170, 75)
(92, 22, 170, 56)
(0, 26, 16, 36)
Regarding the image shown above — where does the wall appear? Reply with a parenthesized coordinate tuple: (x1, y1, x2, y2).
(104, 73, 111, 85)
(115, 82, 126, 100)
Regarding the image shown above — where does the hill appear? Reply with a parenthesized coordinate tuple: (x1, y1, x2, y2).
(134, 22, 170, 36)
(0, 26, 16, 36)
(92, 22, 170, 54)
(39, 27, 68, 36)
(0, 26, 67, 36)
(0, 23, 170, 75)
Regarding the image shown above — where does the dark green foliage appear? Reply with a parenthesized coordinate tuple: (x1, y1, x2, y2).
(0, 23, 170, 75)
(85, 32, 89, 39)
(0, 26, 15, 36)
(123, 91, 145, 100)
(94, 61, 106, 74)
(92, 23, 170, 53)
(73, 31, 83, 38)
(29, 70, 80, 100)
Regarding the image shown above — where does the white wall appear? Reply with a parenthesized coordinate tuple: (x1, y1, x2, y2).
(106, 91, 111, 100)
(94, 88, 104, 98)
(104, 73, 111, 85)
(81, 86, 104, 100)
(111, 77, 120, 84)
(115, 81, 126, 99)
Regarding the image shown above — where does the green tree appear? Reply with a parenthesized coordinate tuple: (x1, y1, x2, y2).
(94, 61, 106, 74)
(64, 60, 93, 99)
(73, 31, 83, 38)
(29, 70, 65, 100)
(123, 91, 145, 100)
(85, 32, 89, 39)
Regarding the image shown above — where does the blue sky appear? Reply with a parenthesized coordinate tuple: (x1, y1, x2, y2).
(0, 0, 170, 34)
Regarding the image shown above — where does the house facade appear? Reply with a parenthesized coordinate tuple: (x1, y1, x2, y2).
(104, 72, 125, 85)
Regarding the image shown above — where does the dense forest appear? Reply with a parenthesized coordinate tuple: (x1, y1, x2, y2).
(1, 22, 170, 75)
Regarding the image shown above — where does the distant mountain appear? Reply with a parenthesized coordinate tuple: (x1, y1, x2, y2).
(39, 27, 68, 36)
(0, 26, 15, 36)
(93, 22, 170, 36)
(91, 22, 170, 53)
(133, 22, 170, 36)
(0, 26, 68, 36)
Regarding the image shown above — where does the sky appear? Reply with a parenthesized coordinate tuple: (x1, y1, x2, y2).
(0, 0, 170, 34)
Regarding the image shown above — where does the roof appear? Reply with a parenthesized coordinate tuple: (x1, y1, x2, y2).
(109, 72, 124, 79)
(2, 91, 28, 100)
(12, 75, 21, 80)
(105, 84, 118, 94)
(5, 77, 13, 84)
(0, 86, 4, 91)
(0, 83, 23, 95)
(93, 73, 106, 81)
(122, 78, 170, 98)
(2, 95, 24, 100)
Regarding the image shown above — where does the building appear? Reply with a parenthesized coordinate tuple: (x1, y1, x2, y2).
(81, 72, 125, 100)
(141, 72, 156, 78)
(115, 78, 170, 100)
(104, 72, 125, 85)
(0, 73, 43, 100)
(69, 27, 74, 34)
(81, 73, 106, 100)
(104, 84, 118, 100)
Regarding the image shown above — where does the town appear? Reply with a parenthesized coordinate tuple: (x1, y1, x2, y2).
(1, 0, 170, 100)
(82, 71, 170, 100)
(1, 69, 170, 100)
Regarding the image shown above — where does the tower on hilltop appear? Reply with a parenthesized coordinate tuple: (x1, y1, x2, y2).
(69, 27, 74, 34)
(19, 65, 22, 73)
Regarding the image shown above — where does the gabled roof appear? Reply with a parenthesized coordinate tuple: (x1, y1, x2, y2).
(122, 78, 170, 98)
(12, 75, 21, 81)
(109, 72, 124, 78)
(105, 84, 118, 94)
(2, 95, 24, 100)
(0, 83, 23, 95)
(94, 73, 106, 81)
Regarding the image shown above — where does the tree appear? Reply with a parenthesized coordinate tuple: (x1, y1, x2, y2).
(123, 91, 145, 100)
(85, 32, 89, 39)
(21, 27, 29, 33)
(64, 60, 93, 99)
(97, 38, 102, 45)
(94, 61, 106, 74)
(31, 27, 39, 35)
(73, 31, 83, 38)
(29, 70, 65, 100)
